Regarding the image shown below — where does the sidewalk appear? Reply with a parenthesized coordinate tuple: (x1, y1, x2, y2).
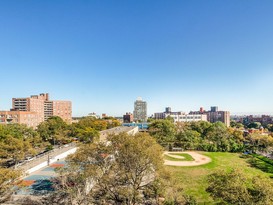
(17, 143, 77, 173)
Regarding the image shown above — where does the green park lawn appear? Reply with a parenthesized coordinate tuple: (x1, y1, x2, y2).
(165, 152, 272, 204)
(164, 153, 194, 161)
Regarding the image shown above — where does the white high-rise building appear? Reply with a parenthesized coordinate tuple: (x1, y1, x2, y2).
(133, 97, 147, 122)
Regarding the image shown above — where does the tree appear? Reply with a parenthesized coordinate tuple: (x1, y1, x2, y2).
(245, 133, 273, 152)
(175, 130, 201, 150)
(207, 169, 273, 205)
(247, 122, 261, 129)
(77, 117, 108, 131)
(0, 136, 35, 166)
(207, 169, 251, 204)
(76, 127, 99, 143)
(267, 124, 273, 132)
(230, 121, 244, 129)
(188, 121, 211, 136)
(149, 119, 176, 145)
(37, 116, 68, 145)
(47, 133, 166, 205)
(0, 124, 37, 140)
(0, 168, 20, 203)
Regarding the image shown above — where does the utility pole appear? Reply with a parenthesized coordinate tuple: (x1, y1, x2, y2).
(47, 154, 50, 166)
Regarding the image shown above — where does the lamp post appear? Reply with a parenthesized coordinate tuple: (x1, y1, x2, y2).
(47, 153, 50, 166)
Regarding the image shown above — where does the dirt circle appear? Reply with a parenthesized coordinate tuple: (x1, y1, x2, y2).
(164, 151, 211, 166)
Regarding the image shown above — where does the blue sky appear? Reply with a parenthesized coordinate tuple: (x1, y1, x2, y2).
(0, 0, 273, 116)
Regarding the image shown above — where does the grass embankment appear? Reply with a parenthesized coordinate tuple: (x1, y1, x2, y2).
(165, 152, 271, 204)
(164, 153, 194, 161)
(246, 154, 273, 175)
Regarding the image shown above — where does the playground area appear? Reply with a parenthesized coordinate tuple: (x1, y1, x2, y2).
(15, 161, 66, 195)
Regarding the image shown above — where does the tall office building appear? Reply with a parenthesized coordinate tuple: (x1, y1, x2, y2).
(133, 97, 147, 122)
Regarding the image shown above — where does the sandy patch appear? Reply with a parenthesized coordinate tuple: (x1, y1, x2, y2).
(164, 151, 211, 166)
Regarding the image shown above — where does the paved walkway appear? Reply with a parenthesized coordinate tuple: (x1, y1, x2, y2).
(164, 151, 211, 166)
(17, 143, 76, 173)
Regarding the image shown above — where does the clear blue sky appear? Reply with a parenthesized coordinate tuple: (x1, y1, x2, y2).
(0, 0, 273, 116)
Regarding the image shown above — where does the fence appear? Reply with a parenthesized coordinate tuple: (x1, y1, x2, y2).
(13, 142, 77, 172)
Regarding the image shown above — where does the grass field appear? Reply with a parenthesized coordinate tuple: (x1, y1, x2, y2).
(164, 153, 194, 161)
(165, 152, 271, 204)
(247, 154, 273, 175)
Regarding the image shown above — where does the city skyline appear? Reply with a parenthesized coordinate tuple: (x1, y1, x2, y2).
(1, 1, 273, 116)
(0, 92, 272, 117)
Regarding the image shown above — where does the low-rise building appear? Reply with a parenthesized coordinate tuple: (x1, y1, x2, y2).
(154, 107, 207, 123)
(0, 110, 40, 127)
(99, 126, 139, 142)
(170, 113, 208, 123)
(154, 112, 168, 120)
(123, 112, 134, 123)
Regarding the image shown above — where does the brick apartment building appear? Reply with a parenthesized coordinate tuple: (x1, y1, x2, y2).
(0, 111, 40, 128)
(123, 112, 134, 123)
(190, 106, 230, 127)
(0, 93, 72, 127)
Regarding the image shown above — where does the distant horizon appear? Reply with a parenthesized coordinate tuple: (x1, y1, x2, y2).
(1, 1, 273, 116)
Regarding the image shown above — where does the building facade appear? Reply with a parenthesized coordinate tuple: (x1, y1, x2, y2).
(47, 100, 72, 123)
(242, 115, 273, 126)
(189, 106, 230, 127)
(207, 110, 230, 126)
(12, 93, 48, 124)
(170, 113, 208, 123)
(12, 93, 72, 124)
(133, 97, 147, 122)
(123, 112, 134, 123)
(154, 112, 168, 120)
(154, 107, 207, 123)
(0, 111, 40, 128)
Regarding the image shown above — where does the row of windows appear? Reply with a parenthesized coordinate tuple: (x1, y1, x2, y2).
(172, 116, 202, 119)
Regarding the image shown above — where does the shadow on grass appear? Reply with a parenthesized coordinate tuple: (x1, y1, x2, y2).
(246, 154, 273, 177)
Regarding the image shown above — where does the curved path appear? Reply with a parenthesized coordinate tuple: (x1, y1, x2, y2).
(164, 151, 211, 166)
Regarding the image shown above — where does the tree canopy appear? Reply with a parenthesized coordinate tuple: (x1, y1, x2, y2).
(207, 168, 273, 205)
(47, 132, 167, 204)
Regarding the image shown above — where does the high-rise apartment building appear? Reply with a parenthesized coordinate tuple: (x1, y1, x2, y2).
(12, 93, 49, 123)
(133, 97, 147, 122)
(210, 106, 218, 112)
(207, 110, 230, 127)
(165, 107, 172, 113)
(12, 93, 72, 125)
(44, 100, 72, 122)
